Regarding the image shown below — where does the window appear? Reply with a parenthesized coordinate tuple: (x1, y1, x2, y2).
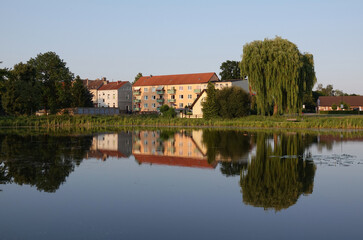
(179, 86, 183, 91)
(126, 95, 129, 99)
(103, 99, 105, 102)
(144, 87, 148, 92)
(144, 96, 148, 100)
(179, 103, 183, 108)
(113, 94, 115, 99)
(179, 95, 183, 99)
(152, 87, 156, 92)
(152, 95, 156, 100)
(107, 94, 110, 99)
(188, 86, 192, 90)
(144, 103, 148, 108)
(152, 103, 156, 108)
(113, 103, 115, 107)
(188, 94, 192, 99)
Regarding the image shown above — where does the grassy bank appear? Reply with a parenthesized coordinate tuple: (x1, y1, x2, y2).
(1, 114, 363, 129)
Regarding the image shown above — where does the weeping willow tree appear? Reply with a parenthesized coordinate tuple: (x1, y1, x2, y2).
(240, 37, 316, 115)
(240, 133, 316, 211)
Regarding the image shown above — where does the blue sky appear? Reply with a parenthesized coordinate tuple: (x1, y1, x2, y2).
(1, 0, 363, 94)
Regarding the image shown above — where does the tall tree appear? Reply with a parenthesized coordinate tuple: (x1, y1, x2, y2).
(219, 60, 241, 80)
(27, 52, 74, 114)
(201, 82, 218, 119)
(0, 65, 9, 115)
(240, 37, 317, 115)
(71, 75, 93, 107)
(2, 63, 41, 115)
(133, 72, 143, 85)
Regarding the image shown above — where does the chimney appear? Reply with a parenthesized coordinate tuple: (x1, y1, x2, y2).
(86, 78, 89, 86)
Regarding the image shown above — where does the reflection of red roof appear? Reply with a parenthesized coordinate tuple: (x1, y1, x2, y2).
(99, 81, 128, 90)
(133, 154, 217, 169)
(99, 149, 126, 158)
(133, 73, 217, 86)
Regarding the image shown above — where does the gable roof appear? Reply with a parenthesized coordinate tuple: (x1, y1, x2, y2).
(318, 96, 363, 107)
(133, 72, 217, 86)
(81, 79, 106, 90)
(99, 81, 129, 90)
(191, 89, 207, 109)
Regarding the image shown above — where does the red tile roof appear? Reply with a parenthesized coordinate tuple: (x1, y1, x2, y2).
(99, 81, 128, 90)
(133, 154, 217, 169)
(133, 72, 218, 86)
(318, 96, 363, 107)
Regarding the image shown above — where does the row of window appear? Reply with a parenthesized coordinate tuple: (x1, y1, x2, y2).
(142, 94, 193, 100)
(143, 86, 199, 92)
(99, 93, 130, 100)
(141, 103, 190, 108)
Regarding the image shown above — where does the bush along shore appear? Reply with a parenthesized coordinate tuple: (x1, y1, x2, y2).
(1, 115, 363, 129)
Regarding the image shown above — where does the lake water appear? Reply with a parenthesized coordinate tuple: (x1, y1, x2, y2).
(1, 129, 363, 240)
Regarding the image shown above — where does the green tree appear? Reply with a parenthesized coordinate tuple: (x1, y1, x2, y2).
(160, 104, 176, 118)
(215, 86, 250, 118)
(240, 37, 317, 115)
(201, 82, 218, 119)
(331, 104, 337, 111)
(0, 65, 10, 115)
(133, 72, 143, 85)
(219, 60, 241, 80)
(71, 75, 93, 107)
(27, 52, 74, 114)
(2, 63, 41, 115)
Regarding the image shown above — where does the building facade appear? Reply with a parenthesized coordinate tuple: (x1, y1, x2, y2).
(132, 73, 219, 112)
(317, 96, 363, 112)
(97, 81, 132, 112)
(82, 77, 108, 107)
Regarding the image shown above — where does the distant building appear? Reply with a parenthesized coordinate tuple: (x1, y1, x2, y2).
(97, 81, 132, 112)
(317, 96, 363, 111)
(132, 72, 219, 112)
(82, 77, 108, 107)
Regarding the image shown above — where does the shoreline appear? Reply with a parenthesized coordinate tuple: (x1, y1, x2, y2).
(0, 114, 363, 131)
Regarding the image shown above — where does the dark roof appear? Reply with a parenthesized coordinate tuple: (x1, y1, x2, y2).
(99, 81, 128, 90)
(133, 72, 218, 86)
(318, 96, 363, 106)
(81, 79, 105, 90)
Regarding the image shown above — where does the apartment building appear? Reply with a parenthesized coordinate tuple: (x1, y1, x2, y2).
(82, 77, 108, 107)
(97, 81, 132, 112)
(132, 72, 219, 112)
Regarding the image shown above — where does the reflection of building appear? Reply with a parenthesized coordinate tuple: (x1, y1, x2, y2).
(87, 132, 132, 161)
(132, 130, 217, 169)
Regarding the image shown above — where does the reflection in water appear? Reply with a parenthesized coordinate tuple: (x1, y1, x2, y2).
(132, 130, 216, 169)
(87, 132, 132, 160)
(1, 128, 362, 211)
(240, 133, 316, 211)
(0, 134, 93, 192)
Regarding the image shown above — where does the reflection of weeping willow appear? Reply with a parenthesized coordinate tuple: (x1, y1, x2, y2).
(0, 134, 92, 192)
(240, 133, 316, 211)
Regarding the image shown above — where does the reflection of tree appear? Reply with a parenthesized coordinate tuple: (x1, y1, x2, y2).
(0, 134, 92, 192)
(240, 133, 316, 211)
(202, 130, 251, 164)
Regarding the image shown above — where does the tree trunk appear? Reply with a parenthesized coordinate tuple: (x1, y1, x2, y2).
(273, 104, 278, 115)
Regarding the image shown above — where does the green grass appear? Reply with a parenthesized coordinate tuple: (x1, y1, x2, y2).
(0, 114, 363, 129)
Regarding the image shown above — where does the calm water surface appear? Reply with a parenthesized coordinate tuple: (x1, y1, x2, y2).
(1, 129, 363, 240)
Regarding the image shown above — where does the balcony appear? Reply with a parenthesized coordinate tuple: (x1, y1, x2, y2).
(194, 89, 201, 93)
(134, 99, 141, 103)
(168, 99, 176, 103)
(133, 107, 140, 111)
(133, 91, 141, 95)
(156, 98, 164, 103)
(156, 90, 165, 95)
(167, 89, 176, 94)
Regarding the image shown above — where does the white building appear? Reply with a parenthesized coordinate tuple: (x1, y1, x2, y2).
(97, 81, 132, 112)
